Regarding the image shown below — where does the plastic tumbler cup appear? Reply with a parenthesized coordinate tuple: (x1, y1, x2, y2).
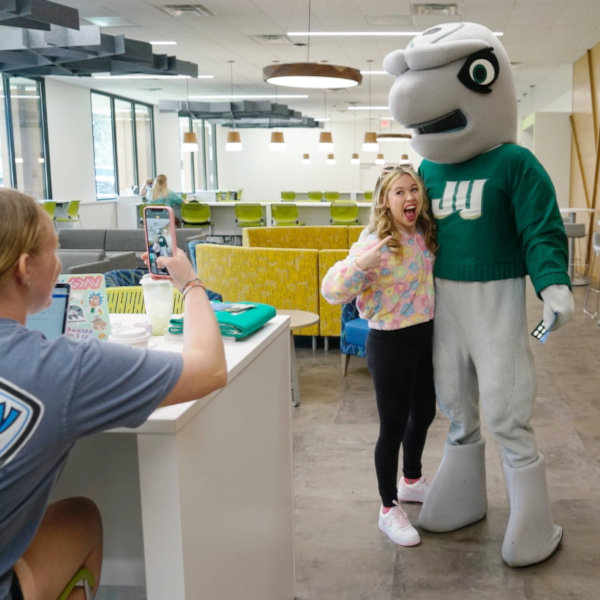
(140, 274, 174, 335)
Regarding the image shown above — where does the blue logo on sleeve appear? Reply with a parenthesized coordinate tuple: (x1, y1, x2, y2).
(0, 378, 43, 467)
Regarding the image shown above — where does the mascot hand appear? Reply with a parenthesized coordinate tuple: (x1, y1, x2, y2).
(540, 284, 574, 331)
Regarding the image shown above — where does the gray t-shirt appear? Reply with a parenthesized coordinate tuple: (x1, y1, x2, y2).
(0, 319, 183, 597)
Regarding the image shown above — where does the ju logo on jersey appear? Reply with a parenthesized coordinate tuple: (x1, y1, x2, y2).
(0, 378, 43, 467)
(431, 179, 487, 220)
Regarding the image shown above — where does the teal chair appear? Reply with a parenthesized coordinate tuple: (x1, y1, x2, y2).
(271, 203, 302, 226)
(281, 191, 296, 202)
(235, 203, 264, 228)
(54, 200, 81, 228)
(307, 191, 323, 202)
(330, 202, 359, 225)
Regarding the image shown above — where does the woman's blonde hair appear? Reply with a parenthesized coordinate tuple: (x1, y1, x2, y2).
(151, 174, 169, 200)
(367, 165, 437, 255)
(0, 188, 46, 285)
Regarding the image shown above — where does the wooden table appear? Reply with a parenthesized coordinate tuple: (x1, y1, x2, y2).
(277, 309, 319, 407)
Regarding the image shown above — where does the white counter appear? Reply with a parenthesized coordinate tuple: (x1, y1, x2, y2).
(51, 315, 295, 599)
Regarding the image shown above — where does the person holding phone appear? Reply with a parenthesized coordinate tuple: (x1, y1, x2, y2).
(321, 165, 437, 548)
(0, 188, 226, 600)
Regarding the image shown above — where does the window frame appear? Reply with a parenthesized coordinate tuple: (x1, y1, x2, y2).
(91, 90, 156, 200)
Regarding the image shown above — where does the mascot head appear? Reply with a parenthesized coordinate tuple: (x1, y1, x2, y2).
(384, 22, 517, 164)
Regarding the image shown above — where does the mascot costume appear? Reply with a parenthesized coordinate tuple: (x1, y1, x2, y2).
(383, 22, 574, 566)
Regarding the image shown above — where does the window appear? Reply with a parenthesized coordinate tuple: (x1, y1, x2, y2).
(179, 116, 217, 193)
(0, 76, 49, 198)
(91, 91, 155, 199)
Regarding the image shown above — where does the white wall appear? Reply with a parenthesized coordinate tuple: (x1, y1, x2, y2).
(215, 122, 420, 202)
(153, 110, 181, 186)
(45, 78, 97, 202)
(522, 112, 572, 207)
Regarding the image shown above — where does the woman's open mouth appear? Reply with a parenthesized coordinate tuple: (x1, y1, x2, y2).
(404, 205, 417, 221)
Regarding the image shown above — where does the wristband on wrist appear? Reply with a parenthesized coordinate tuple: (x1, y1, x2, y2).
(181, 278, 206, 299)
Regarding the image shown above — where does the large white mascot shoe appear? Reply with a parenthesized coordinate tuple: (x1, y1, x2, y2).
(418, 439, 487, 532)
(502, 454, 562, 567)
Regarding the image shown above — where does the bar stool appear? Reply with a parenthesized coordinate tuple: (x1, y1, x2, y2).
(564, 222, 587, 285)
(583, 231, 600, 319)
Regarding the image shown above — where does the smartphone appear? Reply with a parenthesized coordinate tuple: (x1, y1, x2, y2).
(143, 205, 176, 277)
(530, 312, 558, 344)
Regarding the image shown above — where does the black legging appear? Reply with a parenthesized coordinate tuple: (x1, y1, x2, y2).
(366, 321, 436, 507)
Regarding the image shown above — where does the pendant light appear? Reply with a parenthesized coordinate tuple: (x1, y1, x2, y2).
(375, 153, 385, 165)
(301, 152, 311, 164)
(262, 0, 361, 89)
(182, 77, 198, 152)
(269, 86, 286, 151)
(362, 60, 378, 152)
(326, 153, 336, 165)
(225, 60, 243, 152)
(318, 90, 334, 152)
(350, 114, 360, 165)
(270, 130, 286, 151)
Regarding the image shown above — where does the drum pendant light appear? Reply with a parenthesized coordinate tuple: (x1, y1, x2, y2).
(263, 0, 361, 89)
(362, 60, 378, 152)
(182, 78, 198, 152)
(225, 60, 243, 152)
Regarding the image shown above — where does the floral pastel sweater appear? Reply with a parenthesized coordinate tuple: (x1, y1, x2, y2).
(321, 231, 435, 331)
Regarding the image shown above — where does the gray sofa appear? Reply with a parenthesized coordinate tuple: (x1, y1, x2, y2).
(57, 228, 208, 274)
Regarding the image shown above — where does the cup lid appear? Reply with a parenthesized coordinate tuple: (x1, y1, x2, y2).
(109, 326, 150, 345)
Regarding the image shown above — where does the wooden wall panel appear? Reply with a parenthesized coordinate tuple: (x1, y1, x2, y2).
(570, 45, 600, 276)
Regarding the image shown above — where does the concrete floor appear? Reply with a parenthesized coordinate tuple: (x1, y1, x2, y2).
(292, 284, 600, 600)
(97, 284, 600, 599)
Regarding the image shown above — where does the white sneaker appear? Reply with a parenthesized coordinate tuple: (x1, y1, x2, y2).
(397, 476, 430, 503)
(378, 504, 420, 546)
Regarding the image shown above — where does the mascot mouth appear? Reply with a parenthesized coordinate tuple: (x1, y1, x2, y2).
(410, 110, 467, 134)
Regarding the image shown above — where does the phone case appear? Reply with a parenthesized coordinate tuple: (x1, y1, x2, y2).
(143, 205, 176, 278)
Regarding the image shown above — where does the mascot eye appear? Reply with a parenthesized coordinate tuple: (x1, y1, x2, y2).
(457, 49, 499, 94)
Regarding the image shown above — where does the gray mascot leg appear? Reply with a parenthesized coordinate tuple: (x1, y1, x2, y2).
(502, 454, 562, 567)
(419, 438, 487, 532)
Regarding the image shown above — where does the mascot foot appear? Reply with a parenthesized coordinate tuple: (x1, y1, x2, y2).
(418, 438, 487, 532)
(502, 454, 562, 567)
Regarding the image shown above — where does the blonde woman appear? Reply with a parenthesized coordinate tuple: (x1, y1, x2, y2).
(0, 188, 226, 599)
(322, 165, 437, 548)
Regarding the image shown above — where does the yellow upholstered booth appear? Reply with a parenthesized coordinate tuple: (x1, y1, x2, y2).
(194, 243, 320, 335)
(240, 225, 367, 338)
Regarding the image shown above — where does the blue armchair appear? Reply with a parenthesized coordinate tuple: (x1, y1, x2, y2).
(340, 299, 368, 376)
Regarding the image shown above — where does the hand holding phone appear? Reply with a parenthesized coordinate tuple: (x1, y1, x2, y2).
(142, 205, 176, 277)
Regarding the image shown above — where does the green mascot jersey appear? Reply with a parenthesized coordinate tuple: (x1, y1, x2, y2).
(418, 143, 571, 295)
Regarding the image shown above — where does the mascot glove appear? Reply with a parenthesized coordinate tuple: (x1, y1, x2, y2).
(540, 284, 573, 331)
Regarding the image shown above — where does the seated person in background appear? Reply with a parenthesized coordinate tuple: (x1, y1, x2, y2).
(149, 174, 184, 224)
(140, 177, 154, 200)
(0, 188, 227, 600)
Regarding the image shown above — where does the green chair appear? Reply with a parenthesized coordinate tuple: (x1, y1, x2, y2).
(42, 201, 56, 227)
(54, 200, 81, 228)
(181, 202, 211, 233)
(57, 567, 95, 600)
(234, 203, 264, 228)
(106, 285, 184, 314)
(330, 202, 359, 225)
(363, 190, 374, 201)
(324, 191, 340, 202)
(272, 203, 302, 226)
(307, 191, 323, 202)
(281, 191, 296, 202)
